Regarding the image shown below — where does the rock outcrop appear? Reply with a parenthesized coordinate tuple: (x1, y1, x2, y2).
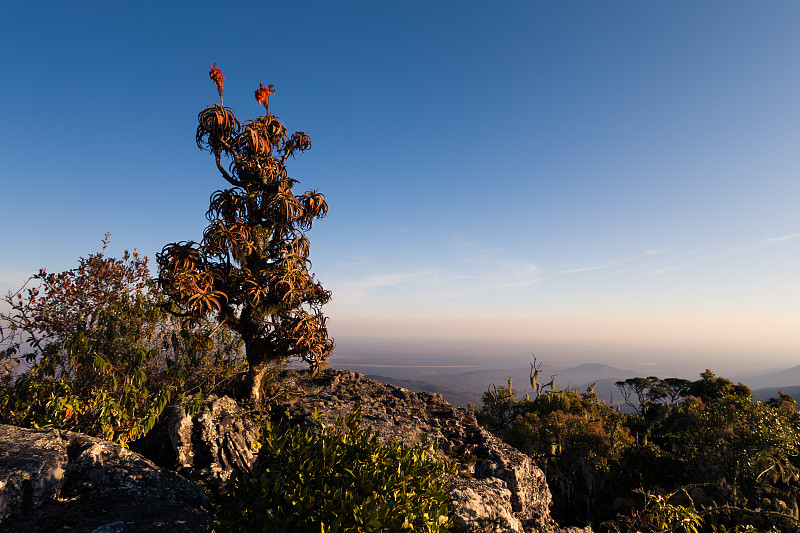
(269, 369, 554, 532)
(0, 424, 214, 532)
(137, 395, 260, 496)
(0, 368, 580, 532)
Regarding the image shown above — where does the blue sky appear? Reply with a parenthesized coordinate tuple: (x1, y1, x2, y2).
(2, 1, 799, 376)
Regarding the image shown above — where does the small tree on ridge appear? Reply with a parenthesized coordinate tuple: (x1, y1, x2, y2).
(157, 64, 333, 402)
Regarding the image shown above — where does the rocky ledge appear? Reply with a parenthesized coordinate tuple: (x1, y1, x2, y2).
(269, 369, 555, 532)
(0, 424, 214, 532)
(0, 368, 592, 532)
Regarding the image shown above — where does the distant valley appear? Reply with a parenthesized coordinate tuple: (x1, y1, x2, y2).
(331, 357, 800, 408)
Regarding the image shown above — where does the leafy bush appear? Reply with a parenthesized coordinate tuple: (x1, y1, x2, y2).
(602, 490, 702, 533)
(481, 364, 800, 532)
(502, 385, 632, 524)
(217, 407, 456, 532)
(685, 370, 752, 404)
(0, 236, 244, 445)
(654, 394, 800, 527)
(480, 378, 517, 429)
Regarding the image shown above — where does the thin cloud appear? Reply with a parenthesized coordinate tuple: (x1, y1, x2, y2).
(416, 261, 541, 297)
(448, 235, 541, 289)
(491, 279, 540, 289)
(335, 254, 374, 267)
(649, 264, 685, 276)
(563, 259, 628, 275)
(332, 270, 438, 303)
(333, 235, 543, 308)
(353, 273, 408, 289)
(643, 249, 667, 256)
(485, 263, 541, 289)
(765, 233, 800, 244)
(355, 271, 436, 290)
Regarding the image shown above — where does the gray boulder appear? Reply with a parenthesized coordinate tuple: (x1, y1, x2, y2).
(0, 424, 214, 532)
(161, 394, 260, 494)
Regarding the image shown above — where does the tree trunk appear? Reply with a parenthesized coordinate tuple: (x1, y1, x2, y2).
(248, 359, 269, 403)
(243, 331, 270, 403)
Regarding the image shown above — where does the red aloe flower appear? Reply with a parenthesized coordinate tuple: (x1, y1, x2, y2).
(209, 63, 224, 85)
(255, 82, 275, 110)
(209, 63, 225, 103)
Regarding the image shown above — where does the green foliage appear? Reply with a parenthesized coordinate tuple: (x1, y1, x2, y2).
(0, 236, 244, 446)
(767, 391, 798, 415)
(657, 394, 800, 523)
(615, 376, 693, 415)
(482, 366, 800, 532)
(216, 407, 456, 532)
(710, 525, 782, 533)
(603, 490, 703, 533)
(686, 370, 752, 404)
(615, 377, 657, 415)
(502, 383, 632, 523)
(158, 65, 333, 402)
(480, 378, 517, 429)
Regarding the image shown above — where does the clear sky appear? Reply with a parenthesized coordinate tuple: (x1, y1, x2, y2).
(2, 1, 799, 377)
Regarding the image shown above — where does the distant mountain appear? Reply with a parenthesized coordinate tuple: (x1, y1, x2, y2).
(741, 365, 800, 390)
(554, 363, 637, 387)
(752, 386, 800, 405)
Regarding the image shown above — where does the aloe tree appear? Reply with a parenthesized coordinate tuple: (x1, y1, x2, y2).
(157, 64, 334, 401)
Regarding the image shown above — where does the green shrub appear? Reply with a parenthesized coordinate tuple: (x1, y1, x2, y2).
(481, 364, 800, 531)
(0, 236, 244, 446)
(217, 407, 456, 533)
(602, 490, 702, 533)
(480, 378, 517, 430)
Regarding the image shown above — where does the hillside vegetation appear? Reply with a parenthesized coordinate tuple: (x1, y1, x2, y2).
(480, 363, 800, 532)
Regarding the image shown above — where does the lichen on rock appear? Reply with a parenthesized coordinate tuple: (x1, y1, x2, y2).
(0, 424, 213, 532)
